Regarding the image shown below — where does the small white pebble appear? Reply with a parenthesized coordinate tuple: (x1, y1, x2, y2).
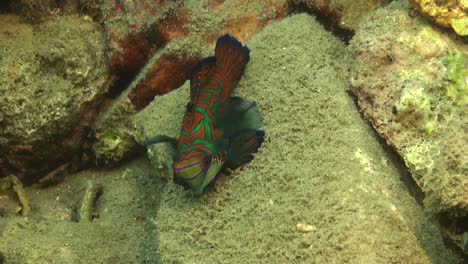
(296, 223, 317, 233)
(82, 15, 93, 22)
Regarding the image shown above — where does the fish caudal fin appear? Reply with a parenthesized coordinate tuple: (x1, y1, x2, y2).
(226, 129, 265, 168)
(190, 56, 217, 102)
(215, 34, 250, 92)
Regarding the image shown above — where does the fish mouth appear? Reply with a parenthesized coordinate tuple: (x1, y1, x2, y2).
(173, 152, 213, 192)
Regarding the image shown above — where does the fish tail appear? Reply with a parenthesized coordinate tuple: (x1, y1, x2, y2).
(214, 34, 250, 91)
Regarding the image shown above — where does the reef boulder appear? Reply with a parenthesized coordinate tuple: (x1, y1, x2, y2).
(349, 0, 467, 248)
(0, 15, 109, 182)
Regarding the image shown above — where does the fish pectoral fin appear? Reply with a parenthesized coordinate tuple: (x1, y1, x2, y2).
(194, 158, 224, 195)
(216, 97, 263, 137)
(145, 135, 178, 160)
(226, 129, 265, 168)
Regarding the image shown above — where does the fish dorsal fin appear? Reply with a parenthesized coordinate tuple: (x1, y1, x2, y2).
(214, 34, 250, 96)
(190, 56, 217, 103)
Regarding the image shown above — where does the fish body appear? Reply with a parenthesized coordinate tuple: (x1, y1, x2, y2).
(148, 35, 264, 194)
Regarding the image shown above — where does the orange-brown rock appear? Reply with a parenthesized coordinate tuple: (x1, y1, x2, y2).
(129, 56, 200, 110)
(411, 0, 468, 36)
(125, 0, 288, 110)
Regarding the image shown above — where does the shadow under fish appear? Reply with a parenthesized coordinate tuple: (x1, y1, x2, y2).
(146, 34, 265, 195)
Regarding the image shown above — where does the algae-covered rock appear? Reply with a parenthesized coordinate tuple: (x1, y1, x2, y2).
(92, 93, 140, 166)
(0, 15, 109, 182)
(350, 0, 467, 217)
(291, 0, 391, 31)
(135, 14, 461, 263)
(10, 0, 82, 23)
(411, 0, 468, 36)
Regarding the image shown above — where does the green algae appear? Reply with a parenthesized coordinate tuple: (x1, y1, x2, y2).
(135, 14, 461, 263)
(92, 95, 138, 165)
(451, 17, 468, 36)
(93, 128, 134, 165)
(443, 51, 468, 107)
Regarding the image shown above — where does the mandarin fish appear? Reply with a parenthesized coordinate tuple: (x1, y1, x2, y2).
(146, 34, 265, 194)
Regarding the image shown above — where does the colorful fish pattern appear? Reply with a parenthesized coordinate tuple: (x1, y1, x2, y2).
(147, 34, 264, 194)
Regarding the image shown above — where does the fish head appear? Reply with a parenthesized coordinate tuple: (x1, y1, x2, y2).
(173, 150, 224, 194)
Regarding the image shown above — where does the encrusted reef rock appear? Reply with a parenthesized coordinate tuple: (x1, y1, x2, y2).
(0, 15, 109, 182)
(10, 0, 80, 23)
(411, 0, 468, 36)
(134, 14, 460, 263)
(349, 0, 467, 248)
(290, 0, 391, 31)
